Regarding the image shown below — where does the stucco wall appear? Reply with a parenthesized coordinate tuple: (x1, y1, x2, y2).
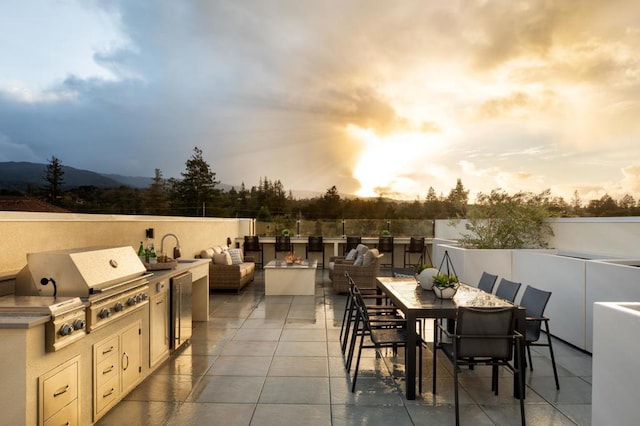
(0, 212, 253, 274)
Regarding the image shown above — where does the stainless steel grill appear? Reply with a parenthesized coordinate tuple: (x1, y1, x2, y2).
(12, 246, 152, 351)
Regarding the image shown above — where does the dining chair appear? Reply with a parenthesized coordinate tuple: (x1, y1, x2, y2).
(340, 272, 399, 357)
(243, 235, 263, 268)
(519, 285, 560, 390)
(274, 235, 292, 259)
(403, 236, 428, 268)
(305, 236, 324, 269)
(349, 284, 422, 393)
(433, 306, 525, 426)
(377, 235, 394, 268)
(477, 272, 499, 293)
(495, 278, 522, 302)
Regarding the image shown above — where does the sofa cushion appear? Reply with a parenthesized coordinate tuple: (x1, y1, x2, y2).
(228, 248, 244, 264)
(200, 248, 215, 259)
(355, 244, 369, 258)
(212, 251, 232, 265)
(212, 245, 226, 254)
(353, 255, 364, 266)
(345, 248, 357, 261)
(363, 248, 380, 266)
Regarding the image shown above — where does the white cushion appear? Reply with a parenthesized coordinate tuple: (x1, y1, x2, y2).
(200, 248, 215, 259)
(228, 248, 244, 264)
(212, 252, 232, 265)
(345, 249, 357, 261)
(363, 248, 380, 266)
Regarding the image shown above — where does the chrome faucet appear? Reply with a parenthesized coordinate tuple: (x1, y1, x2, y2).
(160, 233, 181, 259)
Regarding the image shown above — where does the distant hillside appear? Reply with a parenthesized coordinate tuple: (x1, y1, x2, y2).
(0, 161, 328, 198)
(0, 162, 141, 192)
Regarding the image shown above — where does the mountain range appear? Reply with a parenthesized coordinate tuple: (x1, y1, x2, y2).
(0, 162, 323, 198)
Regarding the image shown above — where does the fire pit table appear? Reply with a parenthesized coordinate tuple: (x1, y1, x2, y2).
(264, 259, 318, 296)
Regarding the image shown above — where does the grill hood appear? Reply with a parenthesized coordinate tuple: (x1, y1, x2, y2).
(16, 246, 147, 297)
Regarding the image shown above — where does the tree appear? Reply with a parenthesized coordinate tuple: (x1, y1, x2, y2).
(145, 169, 169, 215)
(447, 178, 469, 216)
(456, 189, 555, 249)
(169, 147, 220, 216)
(44, 156, 65, 205)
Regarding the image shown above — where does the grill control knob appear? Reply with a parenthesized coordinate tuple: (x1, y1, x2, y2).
(140, 293, 149, 301)
(59, 324, 73, 336)
(114, 302, 124, 312)
(127, 297, 137, 306)
(135, 294, 143, 303)
(72, 319, 85, 330)
(98, 308, 111, 319)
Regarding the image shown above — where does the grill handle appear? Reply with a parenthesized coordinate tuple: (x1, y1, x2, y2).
(89, 273, 153, 294)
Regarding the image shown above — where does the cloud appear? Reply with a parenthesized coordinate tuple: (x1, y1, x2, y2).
(1, 0, 640, 202)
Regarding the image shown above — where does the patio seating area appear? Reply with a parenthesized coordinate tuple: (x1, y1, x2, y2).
(97, 268, 592, 425)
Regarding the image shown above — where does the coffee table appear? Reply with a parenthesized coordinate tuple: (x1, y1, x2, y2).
(264, 259, 318, 296)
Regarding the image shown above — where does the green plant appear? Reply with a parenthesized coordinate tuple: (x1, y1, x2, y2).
(452, 189, 555, 249)
(381, 229, 391, 236)
(281, 228, 290, 236)
(432, 273, 459, 288)
(415, 264, 434, 274)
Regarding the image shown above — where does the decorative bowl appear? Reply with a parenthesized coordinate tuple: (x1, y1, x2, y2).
(417, 268, 439, 290)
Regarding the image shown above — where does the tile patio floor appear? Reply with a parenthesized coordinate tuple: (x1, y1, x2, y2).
(97, 269, 592, 425)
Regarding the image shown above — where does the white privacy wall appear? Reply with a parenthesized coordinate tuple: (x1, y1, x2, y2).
(512, 251, 587, 350)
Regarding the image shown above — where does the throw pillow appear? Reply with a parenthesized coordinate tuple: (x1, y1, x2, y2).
(345, 248, 357, 261)
(212, 252, 232, 265)
(355, 244, 369, 258)
(200, 248, 214, 259)
(212, 245, 225, 254)
(228, 248, 244, 264)
(354, 255, 364, 266)
(363, 248, 380, 266)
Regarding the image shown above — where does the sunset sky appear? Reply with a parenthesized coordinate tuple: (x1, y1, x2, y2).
(1, 0, 640, 202)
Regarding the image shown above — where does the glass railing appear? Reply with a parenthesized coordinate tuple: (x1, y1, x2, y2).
(255, 219, 434, 238)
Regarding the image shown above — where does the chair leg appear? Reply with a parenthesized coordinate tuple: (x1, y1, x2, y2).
(346, 315, 361, 372)
(432, 326, 438, 394)
(526, 344, 533, 371)
(340, 294, 354, 353)
(545, 321, 560, 390)
(453, 359, 460, 426)
(351, 331, 365, 392)
(515, 338, 526, 426)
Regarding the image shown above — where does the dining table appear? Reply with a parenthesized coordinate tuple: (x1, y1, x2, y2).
(376, 276, 527, 400)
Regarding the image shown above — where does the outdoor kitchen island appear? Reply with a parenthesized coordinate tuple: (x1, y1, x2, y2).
(0, 251, 210, 426)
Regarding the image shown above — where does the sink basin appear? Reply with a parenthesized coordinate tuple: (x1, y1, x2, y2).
(177, 259, 198, 264)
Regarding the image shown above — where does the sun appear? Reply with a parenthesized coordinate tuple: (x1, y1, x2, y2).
(347, 125, 446, 199)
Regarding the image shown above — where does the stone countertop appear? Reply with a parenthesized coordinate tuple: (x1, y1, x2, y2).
(0, 313, 50, 329)
(146, 258, 210, 281)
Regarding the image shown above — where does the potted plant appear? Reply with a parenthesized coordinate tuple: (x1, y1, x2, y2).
(281, 229, 291, 237)
(416, 264, 438, 290)
(432, 273, 459, 299)
(381, 229, 391, 236)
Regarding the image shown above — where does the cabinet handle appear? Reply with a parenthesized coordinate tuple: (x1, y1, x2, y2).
(102, 346, 114, 355)
(103, 365, 114, 374)
(156, 299, 164, 305)
(103, 388, 115, 398)
(122, 352, 129, 371)
(53, 385, 69, 397)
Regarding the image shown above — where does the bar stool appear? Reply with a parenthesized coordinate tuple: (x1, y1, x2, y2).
(306, 236, 325, 268)
(377, 236, 394, 268)
(243, 235, 263, 268)
(344, 236, 362, 255)
(274, 235, 292, 259)
(404, 236, 426, 267)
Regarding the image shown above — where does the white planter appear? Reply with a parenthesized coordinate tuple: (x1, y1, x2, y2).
(417, 268, 439, 290)
(433, 285, 458, 299)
